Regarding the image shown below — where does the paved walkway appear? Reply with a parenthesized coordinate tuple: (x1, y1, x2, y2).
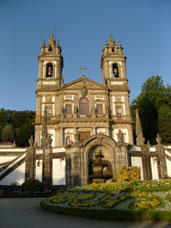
(0, 198, 171, 228)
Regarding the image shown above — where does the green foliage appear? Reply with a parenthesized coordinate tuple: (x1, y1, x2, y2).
(21, 179, 44, 194)
(1, 124, 14, 142)
(116, 167, 140, 182)
(0, 109, 35, 146)
(132, 75, 171, 144)
(16, 124, 34, 147)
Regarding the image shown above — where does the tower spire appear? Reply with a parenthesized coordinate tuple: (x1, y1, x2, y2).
(108, 33, 115, 46)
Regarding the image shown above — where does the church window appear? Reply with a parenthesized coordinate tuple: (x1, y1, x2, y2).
(46, 63, 53, 78)
(45, 106, 52, 117)
(65, 104, 72, 115)
(48, 46, 52, 51)
(116, 105, 122, 117)
(79, 97, 89, 115)
(96, 104, 103, 115)
(112, 63, 119, 78)
(112, 47, 114, 52)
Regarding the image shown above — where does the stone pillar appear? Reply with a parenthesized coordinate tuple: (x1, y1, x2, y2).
(25, 136, 36, 181)
(141, 145, 152, 180)
(66, 147, 81, 188)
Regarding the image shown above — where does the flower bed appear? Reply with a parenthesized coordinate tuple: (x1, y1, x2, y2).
(40, 179, 171, 221)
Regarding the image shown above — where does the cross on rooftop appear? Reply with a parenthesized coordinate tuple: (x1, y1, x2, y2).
(80, 65, 86, 76)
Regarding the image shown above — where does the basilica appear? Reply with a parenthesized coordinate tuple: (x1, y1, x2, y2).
(0, 33, 171, 188)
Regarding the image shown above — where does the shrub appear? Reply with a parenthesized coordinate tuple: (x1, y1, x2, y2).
(21, 179, 44, 194)
(116, 167, 141, 182)
(0, 189, 4, 196)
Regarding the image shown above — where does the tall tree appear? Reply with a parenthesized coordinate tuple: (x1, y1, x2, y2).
(132, 76, 171, 145)
(1, 124, 14, 142)
(0, 109, 35, 146)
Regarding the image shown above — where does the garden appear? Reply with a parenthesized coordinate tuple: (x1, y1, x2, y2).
(40, 168, 171, 221)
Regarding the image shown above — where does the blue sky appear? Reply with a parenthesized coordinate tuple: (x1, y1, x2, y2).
(0, 0, 171, 111)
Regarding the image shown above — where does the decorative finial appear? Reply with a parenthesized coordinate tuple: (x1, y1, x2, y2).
(108, 33, 115, 46)
(50, 32, 54, 40)
(156, 134, 161, 145)
(118, 40, 121, 47)
(80, 65, 86, 77)
(57, 40, 59, 46)
(43, 40, 45, 46)
(109, 33, 113, 41)
(105, 40, 108, 47)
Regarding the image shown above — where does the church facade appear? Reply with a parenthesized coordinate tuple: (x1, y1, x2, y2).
(0, 34, 171, 188)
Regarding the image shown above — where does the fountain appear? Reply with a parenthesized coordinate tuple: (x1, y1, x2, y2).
(89, 150, 112, 183)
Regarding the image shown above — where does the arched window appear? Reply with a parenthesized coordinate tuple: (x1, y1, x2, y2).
(79, 97, 89, 115)
(46, 63, 53, 78)
(112, 47, 114, 52)
(48, 46, 52, 51)
(112, 63, 119, 78)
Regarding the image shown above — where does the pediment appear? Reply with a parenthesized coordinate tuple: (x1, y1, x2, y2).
(63, 77, 107, 91)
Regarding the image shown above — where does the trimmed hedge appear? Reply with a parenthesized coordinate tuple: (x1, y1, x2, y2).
(40, 199, 171, 221)
(21, 179, 44, 194)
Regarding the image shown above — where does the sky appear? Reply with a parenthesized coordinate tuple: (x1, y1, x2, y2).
(0, 0, 171, 111)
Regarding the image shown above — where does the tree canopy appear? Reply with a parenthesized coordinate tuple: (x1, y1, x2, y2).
(0, 109, 35, 147)
(132, 76, 171, 145)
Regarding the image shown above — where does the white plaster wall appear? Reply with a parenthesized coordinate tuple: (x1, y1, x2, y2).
(35, 160, 42, 182)
(64, 95, 74, 100)
(166, 157, 171, 177)
(52, 158, 66, 185)
(52, 96, 55, 115)
(0, 162, 25, 186)
(113, 129, 129, 143)
(52, 147, 66, 153)
(96, 128, 105, 134)
(123, 104, 126, 115)
(48, 129, 55, 147)
(131, 157, 144, 180)
(43, 81, 56, 85)
(36, 149, 43, 154)
(0, 148, 26, 152)
(151, 157, 159, 180)
(0, 156, 17, 164)
(94, 95, 104, 100)
(112, 96, 115, 103)
(111, 81, 123, 85)
(130, 146, 141, 152)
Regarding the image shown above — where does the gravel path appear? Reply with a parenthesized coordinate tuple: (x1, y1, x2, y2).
(0, 198, 171, 228)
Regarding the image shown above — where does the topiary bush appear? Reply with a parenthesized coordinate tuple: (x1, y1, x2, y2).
(116, 166, 141, 182)
(21, 179, 44, 194)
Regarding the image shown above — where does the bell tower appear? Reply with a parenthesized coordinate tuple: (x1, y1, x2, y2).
(100, 34, 128, 88)
(35, 33, 64, 145)
(37, 32, 63, 90)
(101, 34, 134, 144)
